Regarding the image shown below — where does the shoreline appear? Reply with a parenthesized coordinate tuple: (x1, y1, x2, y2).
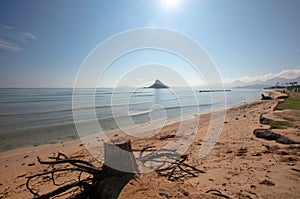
(0, 95, 263, 157)
(2, 90, 299, 198)
(0, 88, 263, 152)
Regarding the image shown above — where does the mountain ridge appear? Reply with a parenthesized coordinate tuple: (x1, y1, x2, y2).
(231, 76, 300, 88)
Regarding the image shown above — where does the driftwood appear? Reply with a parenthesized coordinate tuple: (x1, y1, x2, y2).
(205, 189, 231, 199)
(26, 152, 99, 199)
(138, 149, 205, 181)
(26, 139, 137, 199)
(157, 155, 206, 181)
(26, 140, 205, 198)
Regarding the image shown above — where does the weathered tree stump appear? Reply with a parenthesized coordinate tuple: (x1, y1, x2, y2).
(26, 139, 138, 199)
(94, 139, 138, 199)
(102, 139, 138, 176)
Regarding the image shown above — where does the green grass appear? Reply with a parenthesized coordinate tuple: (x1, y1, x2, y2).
(270, 121, 289, 129)
(275, 93, 300, 110)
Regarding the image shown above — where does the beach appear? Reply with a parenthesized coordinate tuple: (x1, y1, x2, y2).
(1, 0, 300, 198)
(1, 91, 300, 199)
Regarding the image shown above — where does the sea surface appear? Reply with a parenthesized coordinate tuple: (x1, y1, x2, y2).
(0, 88, 264, 151)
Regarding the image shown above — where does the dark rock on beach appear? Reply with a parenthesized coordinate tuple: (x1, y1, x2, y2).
(277, 95, 289, 99)
(253, 129, 300, 144)
(27, 162, 35, 167)
(259, 179, 275, 186)
(253, 129, 281, 140)
(259, 115, 274, 125)
(261, 94, 272, 100)
(276, 136, 299, 145)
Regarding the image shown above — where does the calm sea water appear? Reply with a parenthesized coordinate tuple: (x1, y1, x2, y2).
(0, 88, 263, 151)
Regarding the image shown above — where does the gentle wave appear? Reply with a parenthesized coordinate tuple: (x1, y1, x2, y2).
(127, 109, 153, 116)
(0, 88, 263, 151)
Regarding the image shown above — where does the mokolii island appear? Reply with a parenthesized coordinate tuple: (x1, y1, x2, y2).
(146, 79, 169, 89)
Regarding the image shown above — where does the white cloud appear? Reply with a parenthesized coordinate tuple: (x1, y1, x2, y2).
(274, 69, 300, 79)
(227, 69, 300, 83)
(0, 25, 13, 30)
(0, 38, 22, 52)
(22, 32, 37, 40)
(0, 24, 37, 53)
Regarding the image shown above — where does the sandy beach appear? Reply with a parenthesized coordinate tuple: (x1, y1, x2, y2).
(1, 91, 299, 199)
(1, 0, 300, 198)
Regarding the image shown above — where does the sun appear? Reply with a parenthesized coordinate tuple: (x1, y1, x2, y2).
(163, 0, 181, 10)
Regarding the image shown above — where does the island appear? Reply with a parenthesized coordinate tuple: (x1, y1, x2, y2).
(146, 79, 169, 89)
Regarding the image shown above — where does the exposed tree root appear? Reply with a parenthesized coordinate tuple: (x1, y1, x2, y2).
(138, 149, 205, 181)
(26, 152, 101, 199)
(27, 145, 206, 198)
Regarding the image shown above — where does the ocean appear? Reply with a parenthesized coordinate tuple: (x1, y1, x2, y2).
(0, 88, 263, 151)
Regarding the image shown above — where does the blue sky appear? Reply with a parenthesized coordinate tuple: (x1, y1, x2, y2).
(0, 0, 300, 87)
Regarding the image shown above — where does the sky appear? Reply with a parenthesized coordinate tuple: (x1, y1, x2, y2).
(0, 0, 300, 88)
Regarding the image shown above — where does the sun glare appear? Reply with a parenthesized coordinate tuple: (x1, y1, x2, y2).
(163, 0, 181, 10)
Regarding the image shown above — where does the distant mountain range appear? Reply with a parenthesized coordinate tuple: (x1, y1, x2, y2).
(231, 76, 300, 89)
